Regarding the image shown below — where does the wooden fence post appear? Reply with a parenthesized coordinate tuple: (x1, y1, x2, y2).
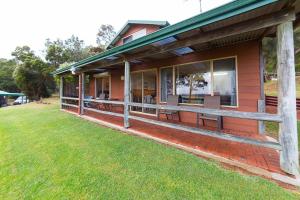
(258, 41, 265, 134)
(78, 74, 82, 115)
(60, 76, 63, 109)
(258, 100, 265, 134)
(277, 21, 299, 175)
(124, 61, 130, 128)
(81, 73, 85, 115)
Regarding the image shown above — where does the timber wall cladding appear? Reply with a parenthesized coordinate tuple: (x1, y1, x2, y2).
(89, 40, 261, 134)
(115, 24, 160, 47)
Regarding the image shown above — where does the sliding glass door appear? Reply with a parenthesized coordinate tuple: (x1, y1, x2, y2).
(130, 70, 157, 115)
(131, 73, 143, 112)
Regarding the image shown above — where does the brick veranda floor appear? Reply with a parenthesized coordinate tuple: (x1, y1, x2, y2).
(67, 108, 283, 176)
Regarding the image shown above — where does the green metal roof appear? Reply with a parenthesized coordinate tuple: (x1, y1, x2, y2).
(0, 90, 24, 97)
(53, 0, 279, 75)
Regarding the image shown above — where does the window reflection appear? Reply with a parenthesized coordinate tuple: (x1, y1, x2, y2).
(213, 58, 237, 106)
(159, 57, 237, 106)
(175, 61, 211, 104)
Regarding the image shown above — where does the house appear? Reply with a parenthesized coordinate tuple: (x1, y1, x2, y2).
(54, 0, 300, 179)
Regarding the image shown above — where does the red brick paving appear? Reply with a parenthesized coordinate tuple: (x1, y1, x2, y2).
(65, 107, 285, 175)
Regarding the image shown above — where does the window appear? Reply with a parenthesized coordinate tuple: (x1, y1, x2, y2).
(95, 76, 110, 98)
(160, 57, 237, 106)
(160, 67, 173, 102)
(131, 70, 157, 114)
(176, 61, 211, 104)
(123, 35, 133, 44)
(213, 58, 237, 106)
(123, 29, 147, 44)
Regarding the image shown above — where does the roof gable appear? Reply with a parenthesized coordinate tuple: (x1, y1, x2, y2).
(108, 20, 169, 48)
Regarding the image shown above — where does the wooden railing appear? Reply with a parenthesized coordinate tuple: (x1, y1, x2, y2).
(80, 98, 282, 150)
(61, 96, 79, 108)
(265, 95, 300, 110)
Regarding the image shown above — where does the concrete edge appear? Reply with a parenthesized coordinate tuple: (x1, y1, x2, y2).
(62, 109, 300, 187)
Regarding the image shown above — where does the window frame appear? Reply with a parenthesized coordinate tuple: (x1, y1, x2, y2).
(123, 28, 147, 44)
(94, 75, 111, 99)
(130, 68, 159, 116)
(159, 56, 239, 108)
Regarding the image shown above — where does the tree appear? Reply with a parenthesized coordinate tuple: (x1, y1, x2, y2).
(176, 72, 208, 103)
(45, 39, 69, 68)
(12, 46, 55, 100)
(11, 46, 35, 63)
(96, 24, 116, 48)
(45, 35, 97, 68)
(0, 59, 19, 92)
(262, 37, 277, 73)
(262, 29, 300, 74)
(64, 35, 89, 62)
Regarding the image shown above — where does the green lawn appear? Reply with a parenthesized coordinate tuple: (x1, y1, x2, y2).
(264, 77, 300, 98)
(0, 100, 298, 199)
(266, 121, 300, 150)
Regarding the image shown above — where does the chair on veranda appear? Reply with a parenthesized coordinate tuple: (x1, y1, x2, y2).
(196, 95, 223, 131)
(84, 96, 93, 108)
(157, 95, 180, 121)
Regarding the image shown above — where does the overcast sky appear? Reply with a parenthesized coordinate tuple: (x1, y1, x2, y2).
(0, 0, 231, 59)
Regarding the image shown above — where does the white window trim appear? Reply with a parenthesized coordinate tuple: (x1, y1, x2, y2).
(159, 56, 239, 108)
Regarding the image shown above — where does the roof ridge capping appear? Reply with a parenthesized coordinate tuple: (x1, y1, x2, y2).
(53, 0, 279, 75)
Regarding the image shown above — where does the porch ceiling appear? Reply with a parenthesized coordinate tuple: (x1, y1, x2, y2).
(54, 0, 300, 75)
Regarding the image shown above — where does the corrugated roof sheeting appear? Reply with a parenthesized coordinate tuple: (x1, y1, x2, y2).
(53, 0, 283, 75)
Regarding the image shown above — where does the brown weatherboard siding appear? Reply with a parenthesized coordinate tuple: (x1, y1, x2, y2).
(87, 40, 261, 134)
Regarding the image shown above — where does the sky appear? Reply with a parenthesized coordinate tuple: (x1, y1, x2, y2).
(0, 0, 231, 59)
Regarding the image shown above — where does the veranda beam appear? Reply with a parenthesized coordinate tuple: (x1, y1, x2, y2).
(277, 21, 299, 176)
(124, 61, 130, 128)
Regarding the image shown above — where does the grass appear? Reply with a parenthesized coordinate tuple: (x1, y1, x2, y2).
(0, 99, 299, 199)
(266, 121, 300, 150)
(264, 76, 300, 97)
(264, 76, 300, 148)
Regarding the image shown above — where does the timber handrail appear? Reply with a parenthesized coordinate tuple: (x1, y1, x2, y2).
(61, 97, 79, 101)
(81, 105, 281, 150)
(83, 98, 124, 105)
(128, 102, 282, 122)
(81, 99, 282, 122)
(130, 115, 281, 150)
(61, 103, 79, 108)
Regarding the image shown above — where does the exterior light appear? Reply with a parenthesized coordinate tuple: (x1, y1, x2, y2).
(70, 66, 76, 75)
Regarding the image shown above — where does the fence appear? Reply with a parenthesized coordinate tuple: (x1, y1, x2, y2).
(265, 95, 300, 110)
